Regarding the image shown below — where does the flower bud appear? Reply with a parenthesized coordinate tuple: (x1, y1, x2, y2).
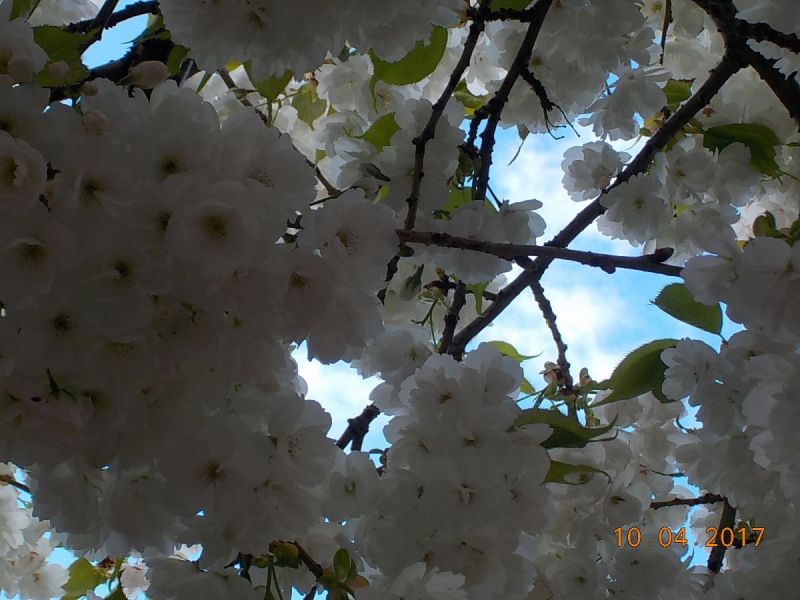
(129, 61, 170, 89)
(45, 60, 70, 81)
(82, 110, 108, 136)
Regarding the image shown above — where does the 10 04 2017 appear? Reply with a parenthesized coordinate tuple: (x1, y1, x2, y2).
(614, 526, 765, 549)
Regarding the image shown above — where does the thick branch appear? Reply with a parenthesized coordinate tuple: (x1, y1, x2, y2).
(67, 1, 158, 33)
(447, 53, 741, 359)
(438, 281, 467, 354)
(708, 499, 736, 573)
(335, 404, 381, 451)
(741, 46, 800, 128)
(649, 493, 724, 510)
(398, 230, 682, 276)
(742, 21, 800, 54)
(691, 0, 800, 129)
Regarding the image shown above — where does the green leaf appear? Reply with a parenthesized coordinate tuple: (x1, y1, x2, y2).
(11, 0, 42, 19)
(440, 187, 474, 215)
(454, 80, 489, 117)
(487, 340, 536, 362)
(61, 558, 106, 600)
(166, 44, 189, 76)
(515, 408, 616, 449)
(106, 587, 127, 600)
(593, 338, 679, 406)
(520, 377, 536, 396)
(752, 211, 784, 239)
(702, 123, 781, 178)
(652, 283, 722, 335)
(492, 0, 533, 8)
(33, 26, 90, 87)
(663, 79, 692, 109)
(333, 549, 351, 582)
(292, 85, 326, 126)
(544, 460, 609, 485)
(466, 281, 488, 313)
(370, 27, 448, 89)
(360, 113, 400, 150)
(245, 64, 293, 102)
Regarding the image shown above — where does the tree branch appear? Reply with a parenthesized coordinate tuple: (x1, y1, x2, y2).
(379, 2, 490, 301)
(404, 1, 489, 231)
(691, 0, 800, 129)
(473, 0, 554, 203)
(529, 278, 576, 418)
(446, 52, 741, 359)
(66, 1, 158, 33)
(0, 474, 31, 494)
(741, 46, 800, 128)
(335, 404, 381, 451)
(708, 499, 736, 573)
(397, 230, 682, 276)
(741, 21, 800, 54)
(649, 492, 724, 509)
(438, 281, 467, 354)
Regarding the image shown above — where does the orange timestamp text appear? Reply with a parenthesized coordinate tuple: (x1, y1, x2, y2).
(614, 526, 765, 548)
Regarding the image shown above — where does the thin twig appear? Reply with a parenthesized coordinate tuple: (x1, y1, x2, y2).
(397, 230, 682, 276)
(473, 0, 554, 203)
(659, 0, 673, 65)
(529, 279, 576, 418)
(380, 2, 490, 298)
(335, 404, 381, 451)
(282, 541, 323, 579)
(438, 281, 467, 354)
(302, 586, 318, 600)
(313, 166, 343, 198)
(519, 68, 577, 138)
(649, 492, 724, 509)
(0, 474, 31, 494)
(404, 1, 489, 231)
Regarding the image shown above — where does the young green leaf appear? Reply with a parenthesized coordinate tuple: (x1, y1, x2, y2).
(33, 26, 90, 87)
(544, 460, 610, 485)
(292, 85, 327, 126)
(515, 408, 616, 449)
(652, 283, 722, 335)
(360, 113, 400, 150)
(593, 338, 679, 406)
(333, 548, 351, 582)
(663, 79, 692, 109)
(466, 281, 488, 313)
(245, 64, 293, 102)
(370, 27, 448, 89)
(61, 558, 107, 600)
(487, 340, 537, 362)
(702, 123, 781, 178)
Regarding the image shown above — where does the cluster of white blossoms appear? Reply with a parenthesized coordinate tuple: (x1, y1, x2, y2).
(0, 465, 67, 600)
(1, 0, 800, 599)
(159, 0, 462, 78)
